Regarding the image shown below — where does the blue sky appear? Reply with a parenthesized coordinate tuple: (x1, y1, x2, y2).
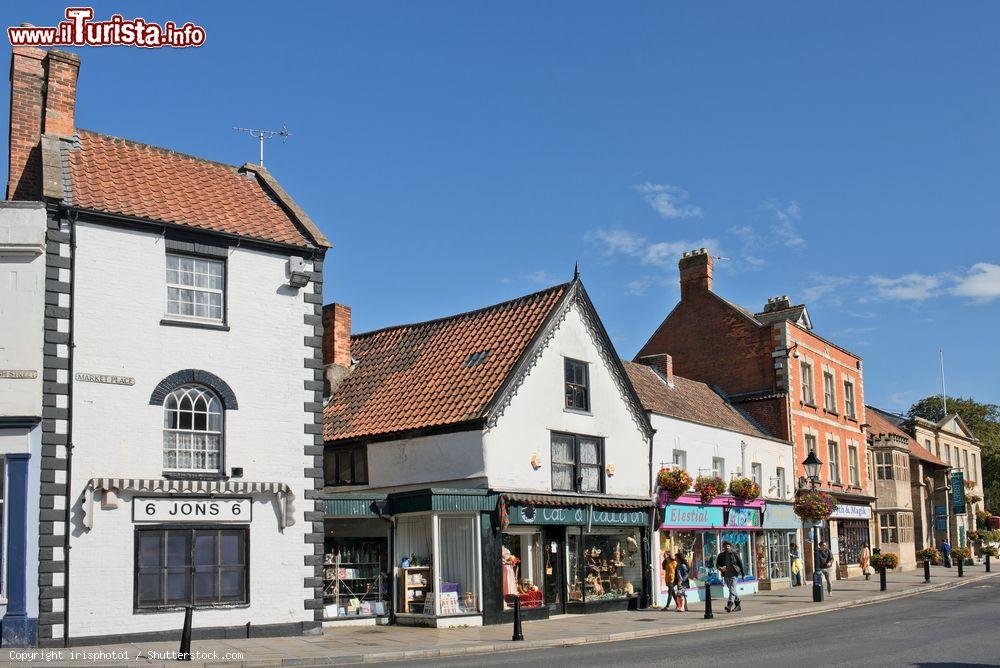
(5, 1, 999, 410)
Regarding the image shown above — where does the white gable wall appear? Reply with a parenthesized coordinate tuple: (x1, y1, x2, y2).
(483, 302, 649, 497)
(649, 412, 796, 502)
(364, 430, 486, 490)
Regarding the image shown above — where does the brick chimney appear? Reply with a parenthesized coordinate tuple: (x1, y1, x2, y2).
(637, 353, 674, 387)
(7, 47, 80, 200)
(762, 295, 792, 313)
(678, 248, 713, 300)
(322, 303, 353, 395)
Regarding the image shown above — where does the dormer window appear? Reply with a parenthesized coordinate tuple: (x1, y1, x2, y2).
(564, 358, 590, 412)
(166, 253, 225, 323)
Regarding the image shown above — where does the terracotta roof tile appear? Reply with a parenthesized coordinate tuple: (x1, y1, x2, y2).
(66, 129, 322, 248)
(623, 361, 774, 440)
(324, 283, 569, 441)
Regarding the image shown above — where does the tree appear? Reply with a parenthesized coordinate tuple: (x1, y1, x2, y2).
(908, 396, 1000, 512)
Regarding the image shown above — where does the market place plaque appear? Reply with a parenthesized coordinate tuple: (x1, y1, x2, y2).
(75, 372, 135, 386)
(0, 369, 38, 379)
(133, 497, 251, 523)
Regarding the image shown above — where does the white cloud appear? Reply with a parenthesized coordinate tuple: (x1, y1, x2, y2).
(585, 229, 644, 257)
(868, 273, 944, 301)
(763, 200, 805, 248)
(950, 262, 1000, 302)
(801, 274, 855, 303)
(501, 269, 559, 285)
(633, 182, 703, 220)
(586, 228, 718, 268)
(625, 276, 655, 296)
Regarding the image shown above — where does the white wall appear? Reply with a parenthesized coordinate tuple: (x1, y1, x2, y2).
(0, 203, 46, 417)
(649, 413, 796, 502)
(365, 430, 486, 490)
(67, 222, 315, 639)
(484, 303, 650, 497)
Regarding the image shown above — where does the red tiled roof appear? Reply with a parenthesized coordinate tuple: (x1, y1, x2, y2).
(324, 283, 569, 441)
(65, 129, 326, 249)
(866, 405, 948, 467)
(623, 361, 774, 440)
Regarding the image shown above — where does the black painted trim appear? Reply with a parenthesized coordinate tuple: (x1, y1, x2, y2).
(0, 416, 42, 428)
(148, 369, 239, 409)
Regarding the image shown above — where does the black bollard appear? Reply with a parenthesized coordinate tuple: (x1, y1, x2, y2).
(246, 621, 251, 639)
(987, 554, 992, 573)
(879, 567, 886, 592)
(958, 558, 964, 578)
(511, 597, 524, 641)
(924, 560, 930, 583)
(178, 605, 193, 661)
(704, 582, 714, 619)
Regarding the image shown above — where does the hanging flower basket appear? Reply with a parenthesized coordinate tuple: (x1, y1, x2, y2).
(793, 491, 836, 522)
(966, 493, 983, 506)
(656, 467, 692, 499)
(728, 477, 761, 501)
(915, 547, 941, 564)
(694, 475, 726, 504)
(964, 479, 976, 490)
(975, 509, 992, 524)
(981, 545, 998, 558)
(968, 530, 984, 544)
(870, 553, 899, 570)
(952, 546, 972, 562)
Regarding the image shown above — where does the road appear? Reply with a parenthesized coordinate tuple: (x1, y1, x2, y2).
(376, 579, 1000, 667)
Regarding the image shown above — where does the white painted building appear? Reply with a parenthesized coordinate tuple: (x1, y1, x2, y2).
(3, 47, 330, 646)
(623, 357, 801, 605)
(321, 279, 655, 627)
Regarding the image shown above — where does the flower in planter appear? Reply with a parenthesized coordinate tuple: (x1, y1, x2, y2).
(657, 467, 693, 499)
(728, 477, 761, 501)
(915, 547, 941, 564)
(793, 491, 836, 522)
(871, 552, 899, 570)
(952, 546, 972, 562)
(694, 475, 726, 503)
(981, 545, 998, 558)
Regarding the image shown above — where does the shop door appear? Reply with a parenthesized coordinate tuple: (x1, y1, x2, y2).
(542, 527, 564, 612)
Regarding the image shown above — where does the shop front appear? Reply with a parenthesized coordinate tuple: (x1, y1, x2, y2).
(830, 502, 873, 578)
(321, 494, 392, 625)
(758, 502, 801, 590)
(657, 493, 765, 604)
(491, 494, 651, 622)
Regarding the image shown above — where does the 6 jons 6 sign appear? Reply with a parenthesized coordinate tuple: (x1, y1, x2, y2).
(133, 497, 251, 523)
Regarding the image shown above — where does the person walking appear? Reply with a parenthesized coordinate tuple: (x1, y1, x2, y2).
(790, 542, 802, 587)
(860, 543, 872, 581)
(661, 552, 677, 610)
(716, 541, 746, 612)
(673, 552, 690, 612)
(816, 541, 835, 596)
(940, 539, 953, 568)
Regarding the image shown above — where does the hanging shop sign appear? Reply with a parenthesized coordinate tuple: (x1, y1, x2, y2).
(725, 507, 761, 528)
(830, 504, 872, 520)
(951, 471, 966, 515)
(510, 504, 648, 526)
(762, 502, 800, 529)
(661, 504, 724, 529)
(133, 497, 251, 523)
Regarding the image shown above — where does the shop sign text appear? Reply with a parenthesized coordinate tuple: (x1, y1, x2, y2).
(0, 369, 37, 379)
(725, 507, 761, 528)
(829, 504, 872, 520)
(133, 497, 251, 523)
(75, 372, 135, 386)
(512, 504, 647, 526)
(661, 504, 723, 529)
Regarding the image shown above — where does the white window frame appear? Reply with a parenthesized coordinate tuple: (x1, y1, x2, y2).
(775, 467, 786, 498)
(848, 445, 859, 486)
(672, 449, 687, 472)
(712, 457, 725, 480)
(800, 362, 814, 405)
(827, 440, 841, 484)
(751, 463, 762, 486)
(823, 372, 837, 413)
(163, 385, 224, 474)
(165, 253, 226, 323)
(843, 380, 856, 419)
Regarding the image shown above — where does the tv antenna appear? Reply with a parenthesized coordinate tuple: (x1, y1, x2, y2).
(233, 125, 290, 167)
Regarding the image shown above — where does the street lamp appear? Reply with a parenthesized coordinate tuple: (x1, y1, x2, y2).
(802, 450, 825, 603)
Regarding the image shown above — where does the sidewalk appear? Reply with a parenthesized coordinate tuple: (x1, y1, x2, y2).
(4, 565, 995, 667)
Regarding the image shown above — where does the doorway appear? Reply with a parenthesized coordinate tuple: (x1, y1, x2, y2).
(542, 527, 565, 613)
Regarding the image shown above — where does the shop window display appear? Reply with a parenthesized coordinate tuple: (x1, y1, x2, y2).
(396, 516, 432, 614)
(323, 538, 388, 618)
(437, 516, 479, 614)
(766, 531, 792, 580)
(567, 527, 642, 602)
(502, 530, 544, 609)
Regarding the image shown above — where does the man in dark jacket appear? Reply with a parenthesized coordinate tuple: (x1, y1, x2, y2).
(816, 541, 834, 596)
(716, 542, 746, 612)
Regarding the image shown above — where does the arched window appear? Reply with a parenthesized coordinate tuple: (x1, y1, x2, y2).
(163, 385, 223, 473)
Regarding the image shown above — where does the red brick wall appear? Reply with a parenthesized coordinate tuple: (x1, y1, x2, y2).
(735, 396, 790, 441)
(637, 291, 776, 395)
(322, 303, 352, 367)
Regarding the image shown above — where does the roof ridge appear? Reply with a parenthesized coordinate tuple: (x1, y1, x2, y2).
(75, 128, 240, 171)
(349, 281, 572, 340)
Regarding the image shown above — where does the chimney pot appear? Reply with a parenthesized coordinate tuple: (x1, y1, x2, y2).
(677, 248, 714, 300)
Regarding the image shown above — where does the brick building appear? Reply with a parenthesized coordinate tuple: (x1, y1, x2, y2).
(636, 249, 875, 578)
